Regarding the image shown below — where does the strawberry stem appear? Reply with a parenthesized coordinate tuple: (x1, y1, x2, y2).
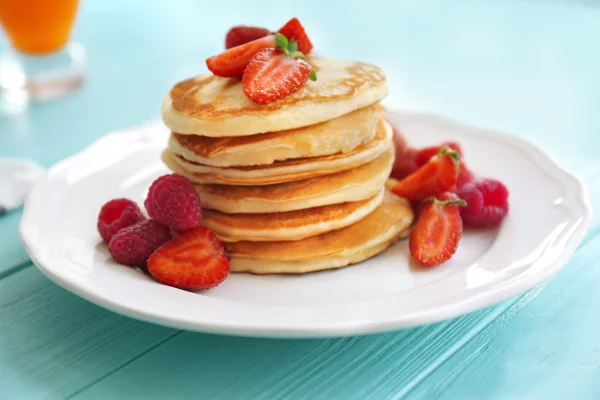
(438, 146, 460, 162)
(423, 196, 467, 207)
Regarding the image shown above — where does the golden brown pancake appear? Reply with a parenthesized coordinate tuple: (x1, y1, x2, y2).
(168, 103, 384, 167)
(226, 183, 413, 274)
(162, 57, 388, 137)
(194, 144, 394, 213)
(202, 189, 384, 242)
(162, 119, 392, 186)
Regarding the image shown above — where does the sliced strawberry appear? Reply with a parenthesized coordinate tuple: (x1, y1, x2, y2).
(278, 18, 313, 54)
(415, 142, 463, 167)
(225, 26, 270, 49)
(242, 47, 312, 104)
(206, 35, 276, 78)
(410, 192, 466, 266)
(147, 227, 230, 290)
(392, 147, 460, 201)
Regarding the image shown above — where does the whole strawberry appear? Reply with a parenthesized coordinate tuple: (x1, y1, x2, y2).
(225, 25, 270, 49)
(97, 198, 145, 245)
(108, 219, 172, 267)
(144, 174, 202, 232)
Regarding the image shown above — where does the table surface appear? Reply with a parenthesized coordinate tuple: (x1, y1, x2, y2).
(1, 1, 599, 399)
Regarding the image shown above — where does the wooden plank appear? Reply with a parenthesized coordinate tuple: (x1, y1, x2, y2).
(0, 267, 178, 400)
(68, 297, 536, 400)
(0, 210, 30, 277)
(407, 232, 600, 400)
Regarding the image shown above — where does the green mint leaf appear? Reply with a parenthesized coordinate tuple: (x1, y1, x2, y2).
(309, 69, 317, 81)
(288, 39, 298, 53)
(275, 33, 288, 50)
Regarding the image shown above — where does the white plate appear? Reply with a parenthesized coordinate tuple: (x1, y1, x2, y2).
(20, 112, 592, 338)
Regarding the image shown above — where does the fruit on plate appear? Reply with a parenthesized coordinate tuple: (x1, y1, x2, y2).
(409, 192, 466, 266)
(144, 173, 202, 232)
(108, 219, 172, 267)
(457, 178, 510, 228)
(97, 198, 145, 245)
(392, 147, 460, 201)
(148, 227, 231, 290)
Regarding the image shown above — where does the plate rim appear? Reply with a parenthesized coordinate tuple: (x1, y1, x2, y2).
(19, 112, 593, 338)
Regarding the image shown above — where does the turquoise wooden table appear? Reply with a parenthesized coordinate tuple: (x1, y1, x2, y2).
(1, 1, 599, 399)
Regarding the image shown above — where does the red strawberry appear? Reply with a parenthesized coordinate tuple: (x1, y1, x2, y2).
(456, 161, 475, 189)
(278, 18, 313, 54)
(392, 147, 460, 201)
(242, 47, 313, 104)
(391, 148, 419, 180)
(147, 227, 230, 290)
(410, 192, 466, 266)
(206, 35, 276, 78)
(415, 142, 463, 167)
(225, 26, 270, 49)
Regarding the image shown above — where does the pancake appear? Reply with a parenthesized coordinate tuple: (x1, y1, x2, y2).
(195, 144, 394, 213)
(163, 119, 392, 186)
(226, 183, 414, 274)
(203, 189, 384, 242)
(168, 103, 384, 167)
(162, 57, 388, 137)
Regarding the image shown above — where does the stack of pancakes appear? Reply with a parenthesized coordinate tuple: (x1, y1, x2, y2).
(161, 57, 413, 274)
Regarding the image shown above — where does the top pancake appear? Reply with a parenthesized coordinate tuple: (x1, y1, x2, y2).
(162, 57, 388, 137)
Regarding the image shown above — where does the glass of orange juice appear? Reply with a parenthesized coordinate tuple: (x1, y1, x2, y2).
(0, 0, 85, 104)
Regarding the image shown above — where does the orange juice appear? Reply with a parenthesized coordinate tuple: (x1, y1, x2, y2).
(0, 0, 79, 55)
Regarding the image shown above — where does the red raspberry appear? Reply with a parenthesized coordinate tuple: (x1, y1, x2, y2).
(225, 26, 270, 49)
(108, 220, 172, 267)
(97, 198, 145, 245)
(144, 174, 202, 231)
(457, 178, 509, 228)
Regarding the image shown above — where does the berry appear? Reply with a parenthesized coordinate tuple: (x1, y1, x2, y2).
(392, 147, 460, 201)
(97, 198, 145, 245)
(457, 178, 509, 228)
(410, 192, 466, 266)
(206, 35, 276, 78)
(148, 227, 230, 290)
(242, 47, 313, 104)
(415, 142, 463, 167)
(144, 173, 202, 232)
(108, 220, 172, 267)
(456, 161, 475, 189)
(391, 148, 419, 180)
(278, 18, 313, 54)
(225, 26, 270, 49)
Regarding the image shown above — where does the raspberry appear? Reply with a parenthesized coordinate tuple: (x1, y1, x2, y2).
(97, 198, 145, 244)
(144, 174, 202, 232)
(108, 219, 172, 267)
(457, 178, 509, 228)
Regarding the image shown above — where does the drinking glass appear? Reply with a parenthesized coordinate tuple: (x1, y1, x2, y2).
(0, 0, 85, 104)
